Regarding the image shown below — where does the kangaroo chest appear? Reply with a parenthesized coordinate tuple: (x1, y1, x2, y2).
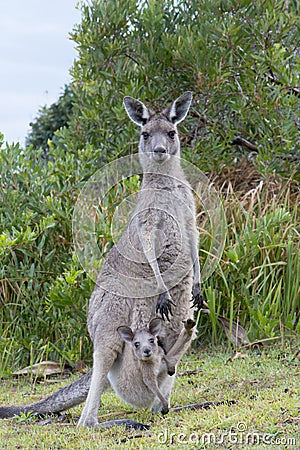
(137, 180, 195, 234)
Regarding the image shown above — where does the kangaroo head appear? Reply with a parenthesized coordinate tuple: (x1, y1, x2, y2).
(117, 318, 163, 361)
(123, 92, 192, 165)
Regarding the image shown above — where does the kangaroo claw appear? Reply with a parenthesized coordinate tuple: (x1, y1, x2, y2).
(191, 285, 204, 310)
(156, 293, 175, 321)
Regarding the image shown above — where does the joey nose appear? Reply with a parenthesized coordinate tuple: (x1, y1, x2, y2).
(143, 348, 151, 357)
(153, 146, 166, 154)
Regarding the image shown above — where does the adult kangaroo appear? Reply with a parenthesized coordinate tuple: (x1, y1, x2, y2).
(0, 92, 203, 427)
(79, 91, 202, 427)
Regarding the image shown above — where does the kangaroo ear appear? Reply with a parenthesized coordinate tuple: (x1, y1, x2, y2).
(117, 326, 134, 343)
(123, 96, 151, 126)
(163, 91, 193, 124)
(148, 318, 162, 336)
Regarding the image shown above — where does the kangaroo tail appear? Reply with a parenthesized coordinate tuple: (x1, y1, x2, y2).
(0, 370, 92, 418)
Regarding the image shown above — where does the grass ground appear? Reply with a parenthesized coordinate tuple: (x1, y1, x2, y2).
(0, 340, 299, 450)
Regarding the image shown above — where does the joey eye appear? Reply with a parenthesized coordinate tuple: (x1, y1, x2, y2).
(168, 130, 176, 140)
(149, 338, 155, 344)
(142, 132, 150, 141)
(134, 342, 140, 348)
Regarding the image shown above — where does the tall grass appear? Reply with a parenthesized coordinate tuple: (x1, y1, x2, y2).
(198, 176, 300, 343)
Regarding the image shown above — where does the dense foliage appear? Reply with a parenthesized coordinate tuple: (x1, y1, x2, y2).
(0, 135, 94, 370)
(1, 0, 299, 372)
(62, 0, 300, 177)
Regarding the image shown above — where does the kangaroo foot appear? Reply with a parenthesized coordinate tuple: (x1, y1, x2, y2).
(156, 292, 175, 321)
(77, 416, 99, 428)
(183, 319, 196, 335)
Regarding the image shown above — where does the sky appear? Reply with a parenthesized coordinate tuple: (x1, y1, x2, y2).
(0, 0, 82, 145)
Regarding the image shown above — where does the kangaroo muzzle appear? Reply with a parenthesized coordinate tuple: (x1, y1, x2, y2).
(141, 346, 153, 359)
(152, 145, 168, 162)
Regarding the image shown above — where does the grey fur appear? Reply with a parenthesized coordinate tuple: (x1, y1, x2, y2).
(0, 93, 202, 427)
(116, 318, 196, 415)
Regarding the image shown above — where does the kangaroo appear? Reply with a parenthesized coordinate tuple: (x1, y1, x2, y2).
(116, 318, 196, 415)
(0, 92, 203, 427)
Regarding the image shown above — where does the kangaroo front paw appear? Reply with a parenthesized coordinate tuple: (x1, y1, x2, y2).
(156, 292, 175, 321)
(191, 285, 204, 310)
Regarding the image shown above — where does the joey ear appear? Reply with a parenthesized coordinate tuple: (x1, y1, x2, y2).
(117, 326, 134, 343)
(163, 91, 193, 124)
(148, 318, 163, 336)
(123, 96, 150, 126)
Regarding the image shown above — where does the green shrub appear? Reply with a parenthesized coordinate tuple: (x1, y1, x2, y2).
(0, 138, 94, 373)
(26, 85, 74, 150)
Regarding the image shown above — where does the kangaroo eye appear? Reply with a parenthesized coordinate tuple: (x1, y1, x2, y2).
(142, 132, 150, 141)
(168, 131, 176, 139)
(149, 338, 155, 344)
(134, 342, 140, 348)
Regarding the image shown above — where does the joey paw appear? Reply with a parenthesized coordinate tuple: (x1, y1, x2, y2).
(167, 366, 176, 376)
(183, 319, 196, 334)
(161, 407, 169, 415)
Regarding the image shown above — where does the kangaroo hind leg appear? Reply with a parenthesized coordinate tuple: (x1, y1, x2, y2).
(77, 344, 119, 428)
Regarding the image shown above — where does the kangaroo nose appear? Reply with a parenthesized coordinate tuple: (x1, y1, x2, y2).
(153, 146, 166, 154)
(143, 348, 151, 357)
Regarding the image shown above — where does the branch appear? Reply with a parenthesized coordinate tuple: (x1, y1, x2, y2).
(190, 111, 214, 126)
(191, 111, 258, 152)
(124, 52, 141, 66)
(231, 137, 258, 152)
